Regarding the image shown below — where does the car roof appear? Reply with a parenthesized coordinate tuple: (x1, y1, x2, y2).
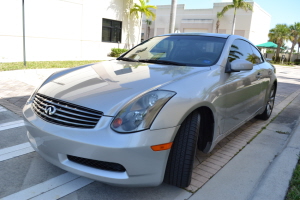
(159, 33, 231, 38)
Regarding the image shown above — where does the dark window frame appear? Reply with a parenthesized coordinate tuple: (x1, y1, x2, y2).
(102, 18, 122, 43)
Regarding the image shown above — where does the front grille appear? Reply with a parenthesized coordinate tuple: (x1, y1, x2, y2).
(32, 93, 103, 129)
(67, 155, 126, 172)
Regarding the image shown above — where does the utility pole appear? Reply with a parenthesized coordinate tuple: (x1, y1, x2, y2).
(169, 0, 177, 33)
(22, 0, 26, 67)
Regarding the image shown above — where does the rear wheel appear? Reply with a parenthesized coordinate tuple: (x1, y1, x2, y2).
(256, 85, 276, 120)
(164, 111, 201, 188)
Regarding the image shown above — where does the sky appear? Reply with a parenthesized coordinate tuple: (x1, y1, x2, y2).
(148, 0, 300, 30)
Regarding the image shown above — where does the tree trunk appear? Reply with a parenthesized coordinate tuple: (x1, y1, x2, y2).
(169, 0, 177, 33)
(139, 14, 142, 44)
(231, 8, 236, 35)
(297, 43, 300, 59)
(289, 41, 296, 62)
(147, 26, 150, 39)
(216, 20, 219, 33)
(276, 44, 281, 61)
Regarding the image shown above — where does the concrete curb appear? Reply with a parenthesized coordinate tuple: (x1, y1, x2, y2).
(251, 119, 300, 200)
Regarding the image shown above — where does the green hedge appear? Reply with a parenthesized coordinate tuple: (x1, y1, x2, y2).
(110, 48, 128, 57)
(294, 59, 300, 65)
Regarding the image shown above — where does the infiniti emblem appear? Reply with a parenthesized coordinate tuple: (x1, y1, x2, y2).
(44, 105, 57, 115)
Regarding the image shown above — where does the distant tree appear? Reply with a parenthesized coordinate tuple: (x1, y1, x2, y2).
(220, 0, 253, 34)
(130, 0, 156, 43)
(145, 19, 152, 39)
(216, 12, 223, 33)
(268, 24, 290, 61)
(298, 36, 300, 59)
(288, 22, 300, 62)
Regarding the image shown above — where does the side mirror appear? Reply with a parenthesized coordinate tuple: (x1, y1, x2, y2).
(231, 59, 253, 71)
(266, 58, 272, 63)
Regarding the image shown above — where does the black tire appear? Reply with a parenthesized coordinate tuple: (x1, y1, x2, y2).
(256, 85, 276, 120)
(164, 111, 201, 188)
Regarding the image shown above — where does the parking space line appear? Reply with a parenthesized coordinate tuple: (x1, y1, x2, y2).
(0, 106, 7, 112)
(31, 177, 94, 200)
(0, 120, 24, 131)
(0, 142, 31, 155)
(0, 142, 34, 162)
(2, 172, 85, 200)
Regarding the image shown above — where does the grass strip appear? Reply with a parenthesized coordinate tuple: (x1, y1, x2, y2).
(285, 158, 300, 200)
(0, 60, 102, 71)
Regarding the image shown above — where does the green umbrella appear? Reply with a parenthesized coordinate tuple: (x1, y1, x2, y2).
(256, 42, 278, 48)
(257, 42, 285, 50)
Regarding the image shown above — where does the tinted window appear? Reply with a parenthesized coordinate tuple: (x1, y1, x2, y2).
(123, 36, 226, 66)
(229, 39, 256, 64)
(250, 45, 264, 64)
(102, 19, 122, 43)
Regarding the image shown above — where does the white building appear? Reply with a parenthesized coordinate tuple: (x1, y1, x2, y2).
(0, 0, 140, 62)
(142, 2, 271, 45)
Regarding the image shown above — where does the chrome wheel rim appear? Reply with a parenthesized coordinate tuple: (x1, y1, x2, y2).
(266, 88, 275, 116)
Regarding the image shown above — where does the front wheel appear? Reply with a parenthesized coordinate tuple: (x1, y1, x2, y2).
(164, 111, 201, 188)
(256, 85, 276, 120)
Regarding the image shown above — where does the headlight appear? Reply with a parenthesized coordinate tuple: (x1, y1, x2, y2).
(111, 90, 176, 133)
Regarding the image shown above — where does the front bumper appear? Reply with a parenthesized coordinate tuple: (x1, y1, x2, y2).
(23, 103, 179, 187)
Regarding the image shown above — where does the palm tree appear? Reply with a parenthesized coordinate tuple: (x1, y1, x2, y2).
(220, 0, 253, 35)
(216, 12, 223, 33)
(145, 19, 152, 39)
(130, 0, 156, 43)
(268, 24, 290, 61)
(288, 22, 300, 62)
(297, 37, 300, 59)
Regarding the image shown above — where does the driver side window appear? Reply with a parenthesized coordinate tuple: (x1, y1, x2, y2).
(229, 40, 256, 64)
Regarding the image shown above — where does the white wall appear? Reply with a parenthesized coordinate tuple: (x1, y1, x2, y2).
(142, 2, 271, 45)
(0, 0, 140, 62)
(248, 2, 271, 45)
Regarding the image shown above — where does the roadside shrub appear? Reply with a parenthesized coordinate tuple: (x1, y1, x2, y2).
(294, 59, 300, 65)
(110, 48, 128, 57)
(272, 55, 276, 61)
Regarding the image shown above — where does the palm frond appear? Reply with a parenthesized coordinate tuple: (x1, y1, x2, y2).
(217, 12, 223, 19)
(239, 2, 253, 12)
(220, 4, 235, 14)
(130, 0, 156, 20)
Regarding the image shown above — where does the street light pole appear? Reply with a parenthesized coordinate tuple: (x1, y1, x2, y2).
(22, 0, 26, 67)
(169, 0, 177, 33)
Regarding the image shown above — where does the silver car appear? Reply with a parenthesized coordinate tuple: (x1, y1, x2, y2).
(23, 33, 277, 188)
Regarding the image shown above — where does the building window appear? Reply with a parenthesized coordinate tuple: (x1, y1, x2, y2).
(102, 19, 122, 43)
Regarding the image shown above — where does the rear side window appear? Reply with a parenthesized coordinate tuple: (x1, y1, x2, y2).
(229, 39, 253, 63)
(250, 45, 264, 64)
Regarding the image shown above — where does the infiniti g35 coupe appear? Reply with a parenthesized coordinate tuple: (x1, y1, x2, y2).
(23, 33, 277, 188)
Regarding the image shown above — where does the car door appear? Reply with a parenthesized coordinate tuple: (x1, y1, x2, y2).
(222, 39, 263, 134)
(249, 45, 270, 109)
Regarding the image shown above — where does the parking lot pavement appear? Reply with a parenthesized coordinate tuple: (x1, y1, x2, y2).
(0, 108, 192, 200)
(0, 65, 300, 199)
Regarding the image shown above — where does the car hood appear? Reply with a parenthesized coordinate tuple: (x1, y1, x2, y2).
(38, 60, 210, 116)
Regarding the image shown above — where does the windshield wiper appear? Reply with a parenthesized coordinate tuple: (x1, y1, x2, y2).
(138, 59, 186, 66)
(117, 57, 138, 62)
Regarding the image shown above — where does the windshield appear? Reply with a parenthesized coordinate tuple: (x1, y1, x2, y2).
(120, 35, 226, 66)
